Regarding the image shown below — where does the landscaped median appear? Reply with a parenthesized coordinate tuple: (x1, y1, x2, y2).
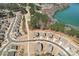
(22, 15, 27, 34)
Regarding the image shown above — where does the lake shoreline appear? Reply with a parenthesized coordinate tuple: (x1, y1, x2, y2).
(52, 4, 79, 31)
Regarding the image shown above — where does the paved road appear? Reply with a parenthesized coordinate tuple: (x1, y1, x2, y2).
(0, 42, 10, 56)
(0, 11, 71, 56)
(0, 16, 16, 55)
(25, 7, 31, 55)
(9, 39, 71, 56)
(0, 15, 20, 55)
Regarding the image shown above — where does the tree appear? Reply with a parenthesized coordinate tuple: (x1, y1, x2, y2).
(8, 11, 14, 17)
(30, 12, 49, 29)
(20, 7, 28, 14)
(49, 22, 65, 32)
(29, 3, 41, 15)
(20, 3, 27, 7)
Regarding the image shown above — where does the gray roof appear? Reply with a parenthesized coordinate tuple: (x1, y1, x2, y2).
(7, 51, 16, 56)
(35, 42, 43, 54)
(46, 44, 53, 53)
(58, 51, 65, 56)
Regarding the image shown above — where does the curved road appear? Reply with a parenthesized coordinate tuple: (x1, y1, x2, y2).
(0, 12, 71, 56)
(0, 16, 16, 55)
(10, 39, 71, 56)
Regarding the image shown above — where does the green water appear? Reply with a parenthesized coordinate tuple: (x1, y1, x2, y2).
(54, 3, 79, 27)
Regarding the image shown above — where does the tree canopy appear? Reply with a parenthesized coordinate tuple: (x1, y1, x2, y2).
(49, 22, 79, 38)
(30, 12, 49, 29)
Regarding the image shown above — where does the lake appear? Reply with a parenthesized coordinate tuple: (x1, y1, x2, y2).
(54, 3, 79, 27)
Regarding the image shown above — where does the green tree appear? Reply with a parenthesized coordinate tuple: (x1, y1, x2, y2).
(49, 22, 65, 32)
(30, 12, 49, 29)
(29, 3, 41, 15)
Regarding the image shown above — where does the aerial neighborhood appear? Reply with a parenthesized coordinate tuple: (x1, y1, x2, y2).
(0, 3, 79, 56)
